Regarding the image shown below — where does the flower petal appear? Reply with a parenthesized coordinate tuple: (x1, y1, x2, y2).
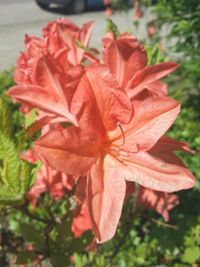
(102, 32, 147, 88)
(7, 85, 78, 126)
(109, 96, 180, 152)
(87, 155, 126, 243)
(123, 151, 195, 192)
(43, 19, 94, 65)
(84, 64, 133, 130)
(150, 135, 195, 154)
(33, 127, 98, 176)
(127, 62, 178, 99)
(33, 56, 69, 109)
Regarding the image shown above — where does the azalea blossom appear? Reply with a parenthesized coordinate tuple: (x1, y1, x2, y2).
(9, 57, 84, 127)
(33, 64, 195, 243)
(139, 187, 179, 222)
(102, 32, 178, 98)
(42, 18, 94, 66)
(126, 181, 179, 222)
(9, 19, 95, 128)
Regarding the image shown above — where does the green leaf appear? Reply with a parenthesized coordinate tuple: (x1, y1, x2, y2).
(181, 247, 200, 264)
(20, 223, 44, 249)
(20, 160, 36, 192)
(0, 132, 35, 205)
(0, 97, 12, 137)
(75, 40, 96, 56)
(0, 185, 22, 204)
(24, 108, 37, 129)
(68, 230, 94, 254)
(16, 250, 37, 264)
(0, 132, 21, 192)
(55, 213, 73, 248)
(146, 44, 168, 65)
(106, 19, 120, 38)
(50, 252, 70, 267)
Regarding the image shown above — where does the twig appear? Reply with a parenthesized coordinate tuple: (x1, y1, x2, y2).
(141, 214, 178, 230)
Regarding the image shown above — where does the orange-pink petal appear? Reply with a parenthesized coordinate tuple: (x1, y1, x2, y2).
(87, 155, 126, 243)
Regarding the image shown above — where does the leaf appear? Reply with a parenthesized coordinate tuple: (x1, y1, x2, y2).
(146, 44, 168, 65)
(50, 252, 70, 267)
(181, 247, 200, 264)
(106, 19, 120, 38)
(55, 213, 73, 248)
(20, 160, 36, 192)
(20, 223, 44, 249)
(16, 250, 37, 264)
(0, 97, 12, 137)
(68, 230, 94, 254)
(0, 132, 21, 192)
(75, 40, 94, 54)
(24, 108, 37, 129)
(0, 185, 22, 204)
(0, 132, 35, 205)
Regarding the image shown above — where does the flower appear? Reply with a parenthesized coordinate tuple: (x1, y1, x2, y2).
(139, 187, 179, 221)
(8, 57, 84, 127)
(42, 18, 94, 66)
(102, 32, 178, 98)
(33, 64, 195, 243)
(9, 19, 95, 128)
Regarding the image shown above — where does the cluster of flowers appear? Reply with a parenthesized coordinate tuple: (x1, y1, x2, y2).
(8, 18, 195, 243)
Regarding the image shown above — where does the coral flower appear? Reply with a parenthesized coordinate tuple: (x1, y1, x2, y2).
(102, 32, 178, 98)
(33, 64, 195, 243)
(139, 187, 179, 222)
(43, 18, 94, 66)
(8, 57, 85, 127)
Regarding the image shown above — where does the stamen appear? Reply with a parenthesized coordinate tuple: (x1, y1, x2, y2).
(118, 124, 125, 146)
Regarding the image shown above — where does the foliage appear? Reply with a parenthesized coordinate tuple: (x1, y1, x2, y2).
(110, 0, 131, 11)
(146, 0, 200, 188)
(0, 98, 35, 205)
(106, 18, 120, 38)
(152, 0, 200, 108)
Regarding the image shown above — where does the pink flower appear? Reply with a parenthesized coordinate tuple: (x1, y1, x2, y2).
(102, 32, 178, 98)
(9, 19, 95, 128)
(134, 8, 144, 19)
(8, 57, 83, 127)
(33, 64, 195, 243)
(14, 35, 45, 85)
(147, 24, 157, 39)
(72, 200, 91, 237)
(43, 18, 94, 66)
(139, 187, 179, 221)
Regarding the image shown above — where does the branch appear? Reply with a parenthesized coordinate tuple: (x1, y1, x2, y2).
(141, 214, 178, 230)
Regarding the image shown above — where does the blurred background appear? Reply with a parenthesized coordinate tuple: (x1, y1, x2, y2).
(0, 0, 153, 70)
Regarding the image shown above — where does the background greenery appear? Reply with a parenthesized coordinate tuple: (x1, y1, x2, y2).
(0, 0, 200, 266)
